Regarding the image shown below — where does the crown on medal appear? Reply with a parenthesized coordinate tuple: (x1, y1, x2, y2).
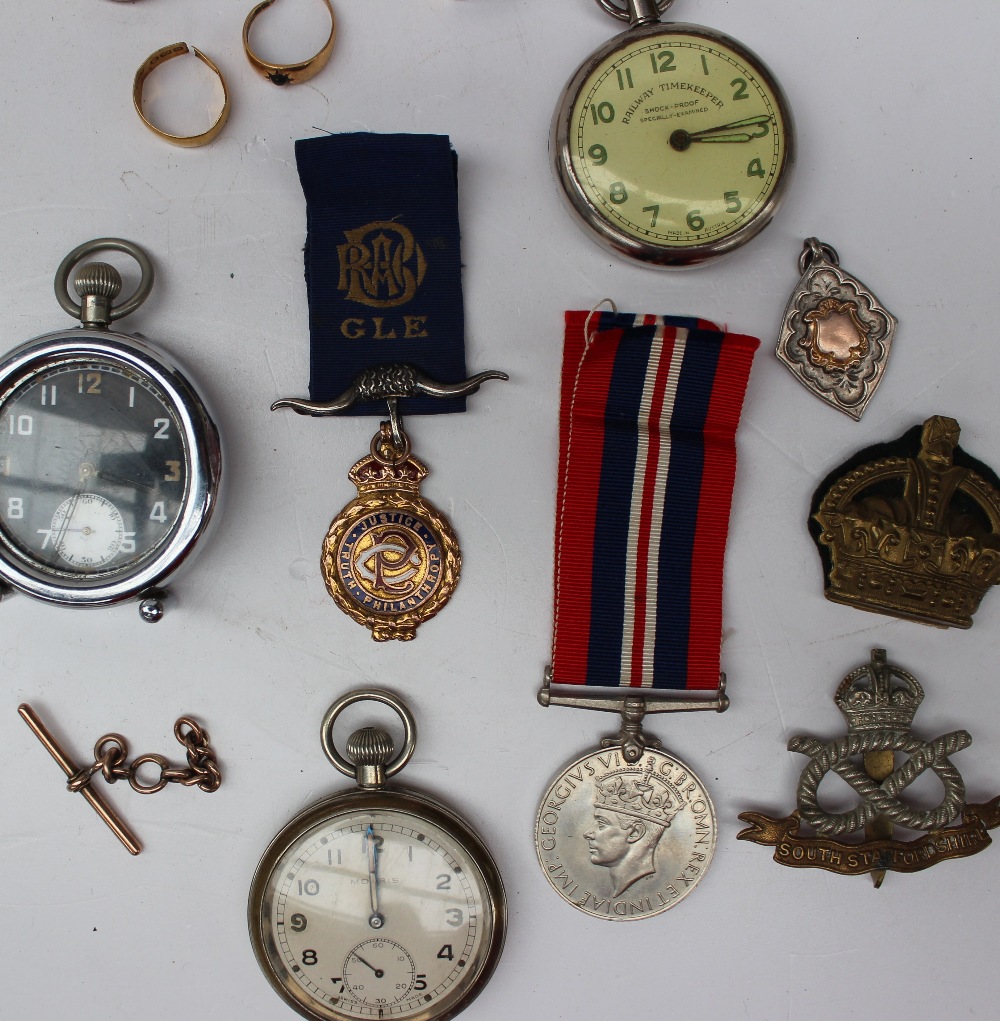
(593, 763, 683, 829)
(834, 649, 923, 733)
(349, 452, 428, 494)
(813, 416, 1000, 628)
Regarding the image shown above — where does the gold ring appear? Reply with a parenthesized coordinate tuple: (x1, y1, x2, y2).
(133, 43, 231, 147)
(243, 0, 336, 86)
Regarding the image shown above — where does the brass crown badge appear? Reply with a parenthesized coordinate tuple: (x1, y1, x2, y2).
(811, 415, 1000, 628)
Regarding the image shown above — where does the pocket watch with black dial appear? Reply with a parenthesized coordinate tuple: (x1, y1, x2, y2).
(553, 0, 795, 266)
(0, 238, 222, 620)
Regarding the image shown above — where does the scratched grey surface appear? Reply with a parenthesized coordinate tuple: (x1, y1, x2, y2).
(2, 1, 998, 1019)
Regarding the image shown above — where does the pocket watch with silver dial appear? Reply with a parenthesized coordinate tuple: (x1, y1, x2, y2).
(249, 689, 506, 1021)
(553, 0, 794, 266)
(0, 238, 222, 620)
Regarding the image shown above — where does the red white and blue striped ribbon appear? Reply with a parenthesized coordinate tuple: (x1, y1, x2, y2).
(551, 310, 758, 690)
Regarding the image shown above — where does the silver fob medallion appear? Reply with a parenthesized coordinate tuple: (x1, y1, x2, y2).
(776, 238, 897, 420)
(535, 745, 717, 920)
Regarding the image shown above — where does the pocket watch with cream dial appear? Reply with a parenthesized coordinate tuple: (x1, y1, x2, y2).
(553, 0, 794, 266)
(249, 690, 506, 1021)
(0, 238, 221, 620)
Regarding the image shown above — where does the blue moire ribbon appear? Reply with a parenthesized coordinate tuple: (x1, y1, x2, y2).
(295, 133, 469, 416)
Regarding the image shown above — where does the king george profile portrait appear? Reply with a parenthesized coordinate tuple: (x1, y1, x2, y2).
(583, 766, 684, 896)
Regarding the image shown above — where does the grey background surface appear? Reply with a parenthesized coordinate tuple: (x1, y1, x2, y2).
(2, 2, 996, 1019)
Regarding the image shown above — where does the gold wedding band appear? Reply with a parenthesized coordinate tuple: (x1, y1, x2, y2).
(133, 43, 231, 147)
(243, 0, 336, 86)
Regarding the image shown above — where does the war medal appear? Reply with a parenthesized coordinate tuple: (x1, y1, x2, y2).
(536, 681, 726, 920)
(776, 238, 897, 419)
(810, 415, 1000, 628)
(738, 649, 1000, 885)
(275, 133, 507, 639)
(534, 308, 758, 919)
(273, 366, 505, 641)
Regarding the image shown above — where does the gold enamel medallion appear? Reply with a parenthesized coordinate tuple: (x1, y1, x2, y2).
(272, 363, 505, 641)
(322, 430, 460, 641)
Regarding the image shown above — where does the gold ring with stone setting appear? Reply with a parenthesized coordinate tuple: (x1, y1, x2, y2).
(243, 0, 336, 86)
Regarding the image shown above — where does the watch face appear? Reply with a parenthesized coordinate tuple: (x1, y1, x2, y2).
(0, 330, 220, 605)
(0, 356, 188, 579)
(250, 791, 505, 1021)
(555, 23, 793, 264)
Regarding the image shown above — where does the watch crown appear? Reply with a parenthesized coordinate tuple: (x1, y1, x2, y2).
(75, 261, 123, 300)
(346, 726, 395, 768)
(347, 727, 395, 789)
(74, 262, 123, 327)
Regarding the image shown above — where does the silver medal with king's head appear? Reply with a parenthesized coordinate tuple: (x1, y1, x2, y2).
(535, 746, 717, 920)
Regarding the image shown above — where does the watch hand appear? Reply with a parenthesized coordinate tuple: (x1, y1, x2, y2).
(351, 952, 384, 979)
(365, 824, 385, 929)
(96, 470, 154, 492)
(670, 115, 771, 151)
(689, 114, 772, 139)
(79, 461, 154, 492)
(52, 491, 83, 550)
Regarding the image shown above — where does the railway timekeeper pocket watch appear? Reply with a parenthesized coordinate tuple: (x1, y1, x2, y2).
(553, 0, 795, 266)
(0, 239, 222, 621)
(249, 689, 506, 1021)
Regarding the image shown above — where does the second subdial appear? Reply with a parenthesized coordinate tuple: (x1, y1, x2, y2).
(343, 938, 416, 1006)
(50, 492, 125, 568)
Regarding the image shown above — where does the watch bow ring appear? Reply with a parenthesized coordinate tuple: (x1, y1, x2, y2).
(321, 688, 417, 783)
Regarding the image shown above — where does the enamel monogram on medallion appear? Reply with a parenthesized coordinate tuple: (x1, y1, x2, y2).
(776, 238, 897, 419)
(335, 511, 443, 612)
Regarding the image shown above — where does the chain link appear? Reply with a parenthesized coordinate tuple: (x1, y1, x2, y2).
(66, 717, 221, 796)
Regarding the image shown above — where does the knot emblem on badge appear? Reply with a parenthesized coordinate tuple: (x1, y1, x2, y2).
(738, 649, 1000, 886)
(791, 659, 970, 837)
